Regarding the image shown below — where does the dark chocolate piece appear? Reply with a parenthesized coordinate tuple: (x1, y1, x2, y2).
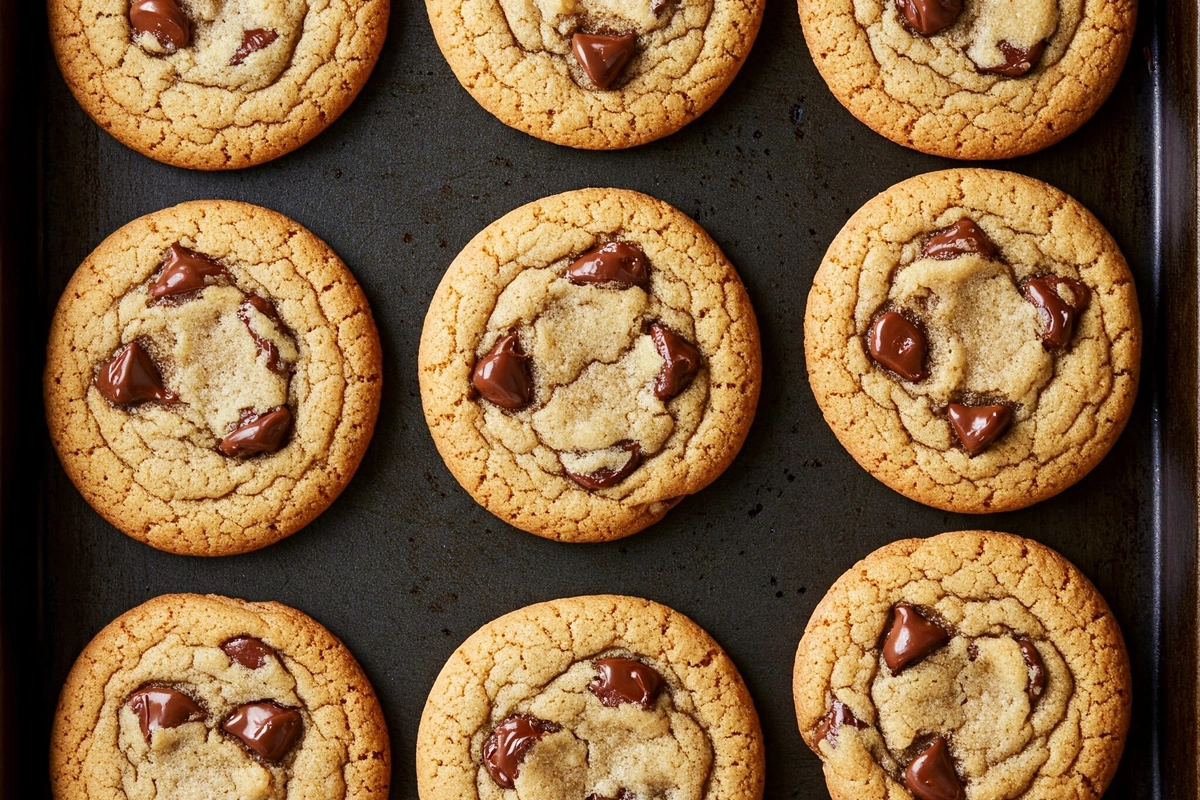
(149, 244, 228, 299)
(811, 699, 868, 752)
(946, 402, 1012, 456)
(1015, 636, 1046, 699)
(95, 341, 178, 405)
(482, 715, 560, 789)
(868, 311, 927, 381)
(238, 295, 290, 374)
(128, 687, 205, 742)
(650, 323, 701, 400)
(230, 29, 279, 65)
(571, 32, 637, 89)
(921, 218, 997, 260)
(895, 0, 961, 36)
(567, 242, 650, 288)
(222, 701, 303, 762)
(588, 791, 636, 800)
(882, 603, 950, 672)
(905, 737, 965, 800)
(1021, 276, 1090, 350)
(218, 407, 292, 458)
(472, 332, 533, 410)
(588, 657, 664, 708)
(222, 637, 276, 669)
(977, 40, 1046, 77)
(564, 441, 642, 490)
(129, 0, 189, 50)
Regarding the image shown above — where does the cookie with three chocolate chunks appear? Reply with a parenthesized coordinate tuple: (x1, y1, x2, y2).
(417, 595, 765, 800)
(44, 200, 382, 556)
(419, 189, 762, 542)
(425, 0, 763, 148)
(794, 531, 1131, 800)
(805, 169, 1140, 514)
(51, 593, 390, 800)
(49, 0, 388, 169)
(798, 0, 1135, 158)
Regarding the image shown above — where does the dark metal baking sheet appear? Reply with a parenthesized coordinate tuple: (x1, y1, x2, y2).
(1, 0, 1196, 796)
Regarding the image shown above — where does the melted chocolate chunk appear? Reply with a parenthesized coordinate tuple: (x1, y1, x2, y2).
(222, 637, 276, 669)
(905, 737, 965, 800)
(921, 218, 997, 260)
(588, 791, 636, 800)
(1021, 276, 1090, 350)
(222, 701, 302, 762)
(588, 657, 664, 708)
(882, 603, 949, 672)
(946, 402, 1011, 456)
(129, 0, 189, 50)
(150, 244, 228, 300)
(895, 0, 961, 36)
(95, 341, 178, 405)
(482, 715, 560, 789)
(811, 699, 868, 752)
(564, 441, 642, 490)
(977, 40, 1046, 77)
(472, 332, 533, 410)
(218, 407, 292, 458)
(650, 323, 701, 400)
(868, 311, 927, 381)
(572, 32, 637, 89)
(1015, 636, 1046, 699)
(128, 687, 205, 742)
(230, 28, 279, 65)
(238, 295, 290, 374)
(567, 242, 650, 288)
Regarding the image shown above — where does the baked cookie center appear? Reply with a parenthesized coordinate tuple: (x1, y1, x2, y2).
(864, 217, 1091, 457)
(472, 241, 706, 491)
(477, 656, 714, 799)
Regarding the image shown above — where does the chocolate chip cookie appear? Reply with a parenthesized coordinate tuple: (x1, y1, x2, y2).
(48, 0, 389, 169)
(804, 169, 1140, 513)
(50, 594, 389, 800)
(44, 200, 382, 556)
(418, 188, 762, 542)
(793, 530, 1131, 800)
(425, 0, 764, 148)
(797, 0, 1136, 158)
(416, 594, 765, 800)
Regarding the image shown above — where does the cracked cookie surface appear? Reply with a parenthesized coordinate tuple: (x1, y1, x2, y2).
(425, 0, 763, 148)
(793, 530, 1131, 800)
(796, 0, 1135, 158)
(50, 593, 390, 800)
(44, 200, 382, 556)
(48, 0, 389, 169)
(416, 594, 765, 800)
(418, 188, 761, 542)
(804, 169, 1140, 513)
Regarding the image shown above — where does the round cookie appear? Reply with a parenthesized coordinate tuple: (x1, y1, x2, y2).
(48, 0, 389, 169)
(44, 200, 382, 556)
(417, 594, 765, 800)
(51, 593, 391, 800)
(804, 169, 1140, 513)
(418, 188, 762, 542)
(793, 530, 1131, 800)
(426, 0, 763, 148)
(797, 0, 1136, 158)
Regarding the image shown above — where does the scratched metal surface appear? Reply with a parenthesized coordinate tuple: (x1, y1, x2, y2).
(2, 0, 1194, 796)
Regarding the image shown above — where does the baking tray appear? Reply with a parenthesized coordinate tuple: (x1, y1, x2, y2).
(0, 0, 1196, 795)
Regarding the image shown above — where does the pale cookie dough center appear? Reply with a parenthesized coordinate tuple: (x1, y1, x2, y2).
(477, 659, 714, 800)
(870, 636, 1073, 800)
(115, 644, 307, 800)
(500, 0, 671, 54)
(135, 0, 306, 91)
(966, 0, 1058, 69)
(116, 284, 297, 437)
(479, 263, 705, 480)
(887, 253, 1051, 417)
